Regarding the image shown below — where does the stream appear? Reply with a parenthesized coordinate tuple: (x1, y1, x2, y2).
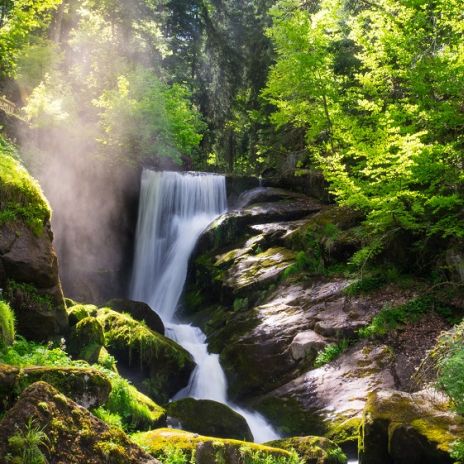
(129, 170, 279, 443)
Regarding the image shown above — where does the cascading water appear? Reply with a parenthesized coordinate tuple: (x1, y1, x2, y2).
(130, 170, 279, 443)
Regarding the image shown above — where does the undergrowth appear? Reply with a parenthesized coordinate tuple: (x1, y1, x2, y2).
(314, 339, 350, 367)
(0, 300, 15, 348)
(5, 280, 54, 312)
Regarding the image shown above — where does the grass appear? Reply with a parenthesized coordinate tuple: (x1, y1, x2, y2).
(6, 418, 50, 464)
(0, 135, 50, 235)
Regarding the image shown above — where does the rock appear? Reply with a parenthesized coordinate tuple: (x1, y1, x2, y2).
(0, 363, 111, 410)
(267, 436, 347, 464)
(105, 299, 165, 335)
(290, 331, 328, 362)
(0, 381, 159, 464)
(237, 187, 315, 208)
(254, 343, 396, 438)
(132, 428, 291, 464)
(97, 307, 194, 403)
(359, 389, 464, 464)
(195, 197, 322, 254)
(167, 398, 253, 441)
(68, 316, 105, 363)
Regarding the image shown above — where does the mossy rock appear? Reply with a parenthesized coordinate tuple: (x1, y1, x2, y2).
(167, 398, 253, 441)
(105, 299, 165, 335)
(359, 389, 464, 464)
(253, 396, 327, 438)
(0, 300, 15, 349)
(0, 381, 159, 463)
(267, 436, 347, 464)
(325, 416, 362, 452)
(0, 364, 111, 411)
(132, 428, 291, 464)
(97, 307, 194, 403)
(67, 304, 98, 326)
(68, 316, 105, 363)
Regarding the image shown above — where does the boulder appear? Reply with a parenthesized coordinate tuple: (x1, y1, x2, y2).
(68, 316, 105, 363)
(237, 187, 315, 208)
(0, 149, 68, 340)
(290, 331, 328, 362)
(267, 436, 347, 464)
(97, 307, 194, 403)
(359, 389, 464, 464)
(105, 299, 165, 335)
(0, 381, 159, 464)
(132, 428, 291, 464)
(0, 363, 111, 410)
(167, 398, 253, 441)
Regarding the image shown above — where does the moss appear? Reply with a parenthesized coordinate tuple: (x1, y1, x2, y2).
(267, 436, 347, 464)
(0, 135, 51, 235)
(325, 416, 362, 449)
(0, 300, 15, 348)
(132, 428, 291, 462)
(68, 316, 105, 363)
(67, 304, 98, 326)
(97, 307, 193, 402)
(5, 280, 54, 312)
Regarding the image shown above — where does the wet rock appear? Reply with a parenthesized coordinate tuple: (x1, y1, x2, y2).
(167, 398, 253, 441)
(0, 381, 159, 464)
(132, 428, 290, 464)
(97, 307, 194, 403)
(359, 389, 464, 464)
(267, 436, 347, 464)
(0, 364, 111, 411)
(105, 298, 165, 335)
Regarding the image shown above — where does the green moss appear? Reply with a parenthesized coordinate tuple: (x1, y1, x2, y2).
(67, 304, 98, 326)
(0, 135, 51, 235)
(325, 417, 362, 448)
(5, 280, 54, 312)
(68, 317, 105, 363)
(267, 436, 347, 464)
(0, 300, 15, 348)
(132, 428, 291, 462)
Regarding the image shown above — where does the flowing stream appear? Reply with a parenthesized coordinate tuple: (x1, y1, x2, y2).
(130, 170, 279, 443)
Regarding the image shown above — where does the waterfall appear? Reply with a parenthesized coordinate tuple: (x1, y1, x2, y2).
(130, 170, 279, 443)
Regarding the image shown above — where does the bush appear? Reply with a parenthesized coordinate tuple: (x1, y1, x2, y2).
(0, 300, 15, 348)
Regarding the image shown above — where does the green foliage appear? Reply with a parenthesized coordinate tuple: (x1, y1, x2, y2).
(241, 448, 303, 464)
(0, 0, 62, 78)
(0, 300, 15, 348)
(160, 445, 190, 464)
(233, 297, 249, 312)
(359, 297, 455, 339)
(0, 338, 76, 367)
(6, 418, 50, 464)
(92, 406, 124, 430)
(314, 339, 350, 368)
(437, 345, 464, 415)
(95, 70, 205, 161)
(264, 0, 464, 264)
(451, 440, 464, 463)
(0, 136, 51, 235)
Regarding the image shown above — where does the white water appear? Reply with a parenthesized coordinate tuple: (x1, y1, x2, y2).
(130, 170, 280, 443)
